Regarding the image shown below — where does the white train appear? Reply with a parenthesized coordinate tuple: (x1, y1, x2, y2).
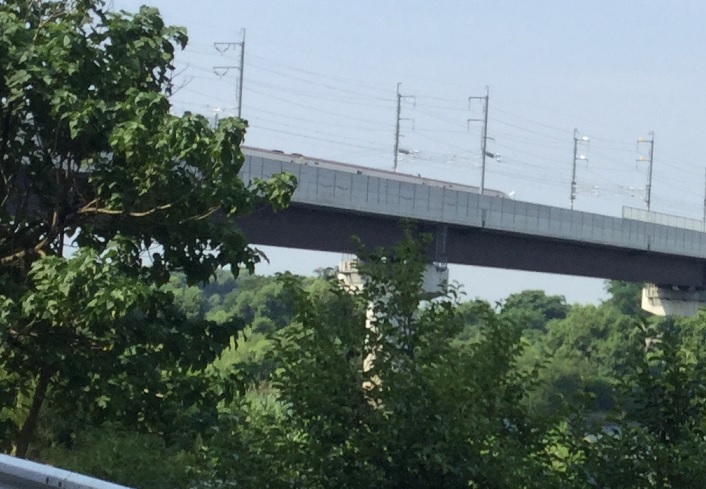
(243, 147, 507, 198)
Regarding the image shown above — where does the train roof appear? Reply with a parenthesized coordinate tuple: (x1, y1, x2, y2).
(242, 147, 507, 198)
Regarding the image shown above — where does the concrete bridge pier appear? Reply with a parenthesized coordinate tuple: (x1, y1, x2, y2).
(337, 257, 448, 394)
(641, 283, 706, 316)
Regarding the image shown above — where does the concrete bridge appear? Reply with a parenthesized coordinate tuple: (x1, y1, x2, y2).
(237, 147, 706, 315)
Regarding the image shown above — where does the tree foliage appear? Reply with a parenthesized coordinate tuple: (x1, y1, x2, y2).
(603, 280, 647, 319)
(28, 251, 706, 488)
(499, 289, 568, 333)
(0, 0, 295, 456)
(560, 319, 706, 487)
(200, 233, 559, 488)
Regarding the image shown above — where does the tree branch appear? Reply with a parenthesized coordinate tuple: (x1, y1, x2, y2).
(78, 202, 173, 217)
(15, 364, 55, 458)
(1, 211, 60, 265)
(180, 205, 221, 223)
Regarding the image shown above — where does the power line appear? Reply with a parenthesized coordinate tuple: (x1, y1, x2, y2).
(249, 115, 388, 147)
(243, 51, 394, 97)
(493, 118, 569, 144)
(167, 42, 701, 213)
(252, 107, 393, 133)
(244, 86, 393, 127)
(244, 56, 395, 102)
(242, 77, 395, 109)
(249, 125, 389, 153)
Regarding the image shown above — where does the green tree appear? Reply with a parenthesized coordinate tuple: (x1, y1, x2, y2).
(202, 233, 558, 488)
(546, 304, 632, 374)
(563, 319, 706, 487)
(201, 274, 296, 334)
(603, 280, 646, 318)
(163, 274, 204, 320)
(499, 289, 569, 333)
(455, 298, 495, 342)
(0, 0, 295, 457)
(535, 304, 634, 413)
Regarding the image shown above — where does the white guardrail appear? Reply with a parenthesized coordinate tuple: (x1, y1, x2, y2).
(0, 454, 132, 489)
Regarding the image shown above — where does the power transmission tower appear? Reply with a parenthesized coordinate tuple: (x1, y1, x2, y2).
(570, 129, 589, 210)
(213, 29, 246, 118)
(637, 131, 654, 211)
(468, 86, 490, 194)
(393, 83, 415, 172)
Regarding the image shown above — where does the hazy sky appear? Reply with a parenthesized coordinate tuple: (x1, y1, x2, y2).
(111, 0, 706, 305)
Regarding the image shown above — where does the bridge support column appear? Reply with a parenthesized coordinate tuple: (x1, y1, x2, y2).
(337, 259, 448, 393)
(641, 283, 706, 317)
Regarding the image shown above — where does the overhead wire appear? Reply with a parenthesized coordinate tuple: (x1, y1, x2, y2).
(243, 50, 395, 96)
(186, 38, 700, 197)
(245, 59, 395, 103)
(243, 77, 396, 109)
(249, 114, 388, 148)
(492, 118, 568, 144)
(171, 42, 703, 215)
(249, 125, 389, 153)
(252, 106, 393, 133)
(244, 86, 393, 127)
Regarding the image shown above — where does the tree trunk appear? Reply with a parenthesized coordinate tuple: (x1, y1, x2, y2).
(15, 365, 54, 458)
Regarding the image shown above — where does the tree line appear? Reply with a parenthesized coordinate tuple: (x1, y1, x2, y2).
(32, 236, 706, 488)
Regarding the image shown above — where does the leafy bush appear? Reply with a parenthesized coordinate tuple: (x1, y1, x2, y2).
(41, 427, 201, 489)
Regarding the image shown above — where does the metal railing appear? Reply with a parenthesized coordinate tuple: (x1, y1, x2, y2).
(0, 454, 132, 489)
(623, 206, 706, 232)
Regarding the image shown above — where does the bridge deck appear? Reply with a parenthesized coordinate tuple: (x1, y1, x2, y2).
(239, 148, 706, 287)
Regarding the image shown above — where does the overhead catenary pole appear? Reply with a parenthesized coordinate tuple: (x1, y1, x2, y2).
(647, 132, 654, 211)
(637, 131, 655, 211)
(570, 129, 589, 210)
(468, 87, 490, 194)
(237, 29, 245, 118)
(480, 86, 489, 194)
(213, 29, 246, 118)
(392, 83, 414, 172)
(570, 129, 578, 210)
(703, 168, 706, 223)
(393, 83, 402, 172)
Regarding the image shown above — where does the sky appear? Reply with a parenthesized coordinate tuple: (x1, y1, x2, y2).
(110, 0, 706, 305)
